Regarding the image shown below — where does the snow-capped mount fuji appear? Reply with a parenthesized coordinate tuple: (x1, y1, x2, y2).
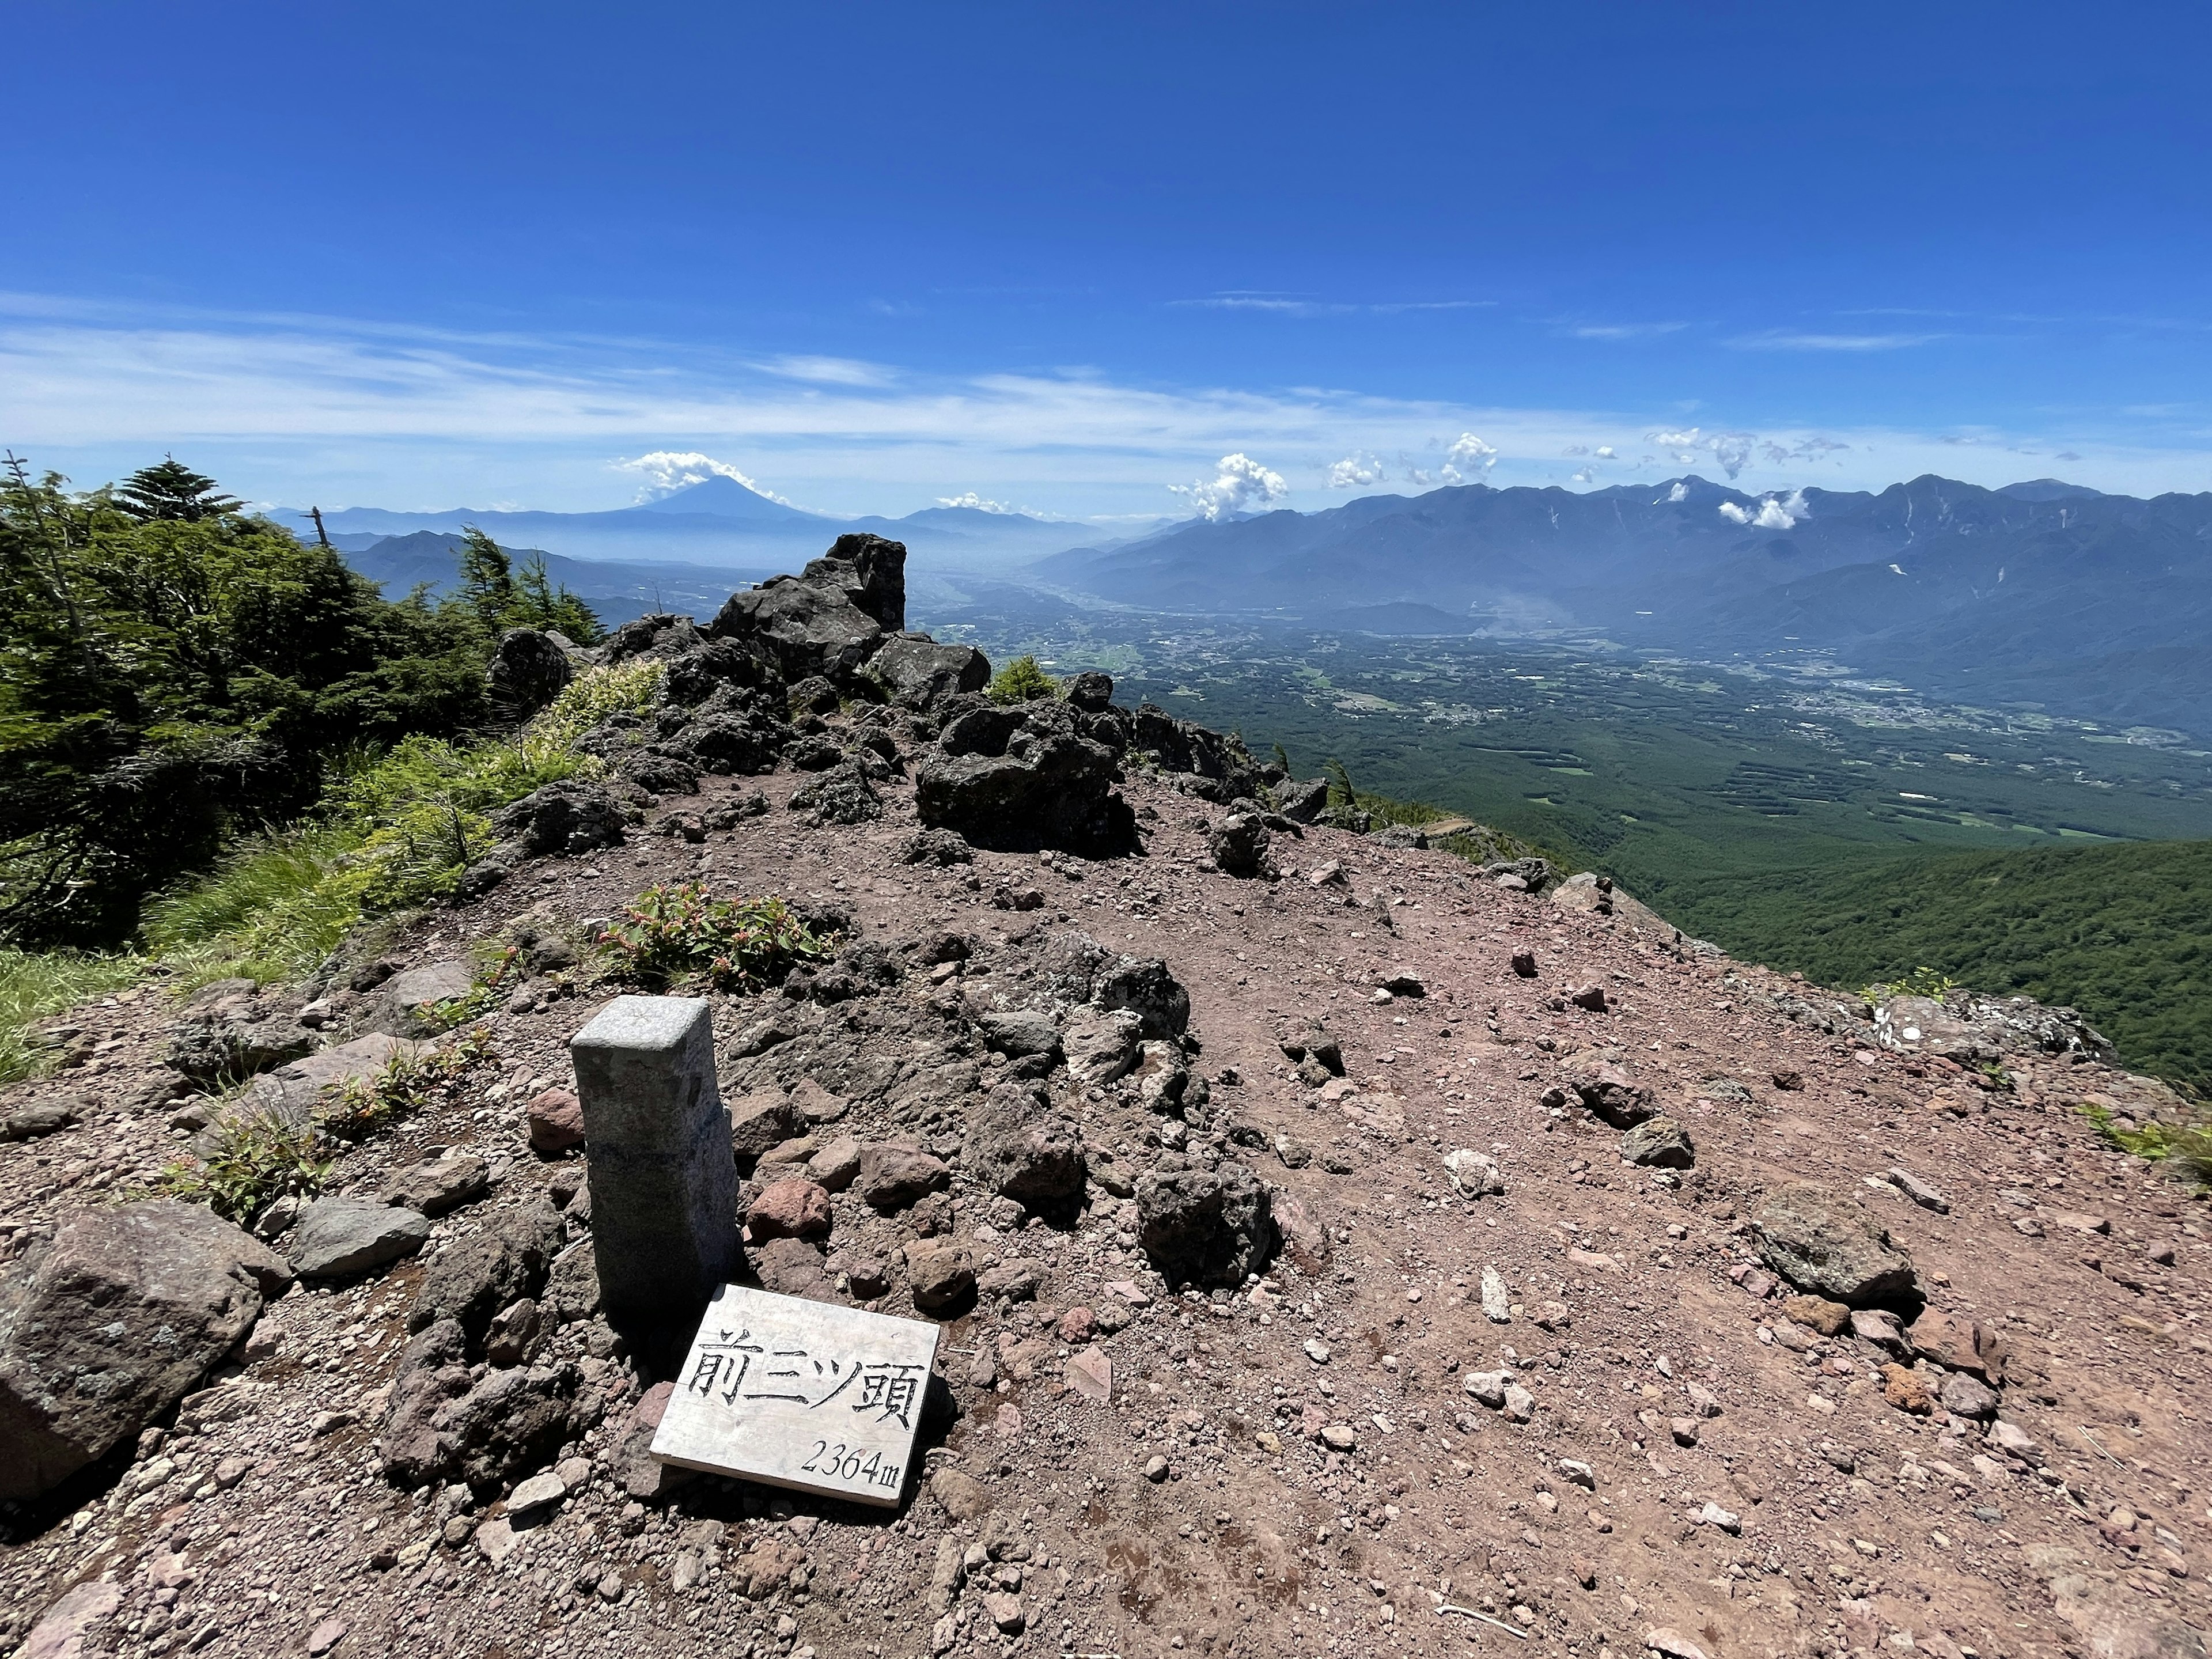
(630, 475, 822, 523)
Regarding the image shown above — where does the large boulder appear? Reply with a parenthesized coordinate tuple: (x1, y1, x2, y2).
(1063, 1009, 1144, 1086)
(1752, 1184, 1919, 1311)
(1095, 957, 1190, 1039)
(380, 1319, 593, 1493)
(0, 1202, 293, 1499)
(1063, 672, 1115, 713)
(1130, 705, 1266, 799)
(710, 535, 906, 682)
(604, 612, 703, 664)
(289, 1199, 431, 1279)
(243, 1032, 429, 1130)
(1570, 1065, 1657, 1128)
(1620, 1117, 1695, 1169)
(1135, 1161, 1277, 1289)
(915, 699, 1136, 856)
(407, 1200, 565, 1343)
(789, 759, 882, 826)
(976, 1009, 1062, 1062)
(491, 780, 627, 857)
(486, 628, 574, 714)
(1273, 777, 1330, 824)
(662, 709, 788, 776)
(1208, 811, 1271, 878)
(867, 635, 991, 710)
(662, 638, 784, 707)
(164, 984, 316, 1086)
(962, 1084, 1088, 1209)
(855, 1142, 953, 1211)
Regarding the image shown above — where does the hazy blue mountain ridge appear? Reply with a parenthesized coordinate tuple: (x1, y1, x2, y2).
(272, 475, 1112, 575)
(1039, 474, 2212, 732)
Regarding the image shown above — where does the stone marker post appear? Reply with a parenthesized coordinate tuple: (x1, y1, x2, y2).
(570, 995, 738, 1321)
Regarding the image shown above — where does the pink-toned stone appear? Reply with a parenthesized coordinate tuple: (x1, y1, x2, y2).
(1055, 1305, 1096, 1344)
(633, 1379, 676, 1429)
(527, 1087, 584, 1153)
(1066, 1346, 1112, 1403)
(21, 1582, 120, 1659)
(747, 1177, 832, 1241)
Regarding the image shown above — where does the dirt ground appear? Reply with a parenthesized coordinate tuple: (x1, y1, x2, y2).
(2, 756, 2207, 1659)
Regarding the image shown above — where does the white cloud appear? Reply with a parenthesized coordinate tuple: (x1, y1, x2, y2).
(1645, 426, 1754, 479)
(613, 450, 793, 503)
(1171, 453, 1289, 520)
(1664, 482, 1689, 503)
(1, 291, 2194, 511)
(1760, 487, 1809, 528)
(1326, 450, 1388, 488)
(936, 491, 1013, 513)
(760, 354, 895, 386)
(1728, 331, 1943, 352)
(1595, 445, 1616, 459)
(1441, 432, 1498, 483)
(1568, 321, 1688, 340)
(1569, 467, 1594, 484)
(1719, 488, 1809, 529)
(1760, 435, 1850, 464)
(1177, 294, 1494, 316)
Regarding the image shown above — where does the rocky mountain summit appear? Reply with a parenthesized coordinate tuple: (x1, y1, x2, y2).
(1, 539, 2207, 1659)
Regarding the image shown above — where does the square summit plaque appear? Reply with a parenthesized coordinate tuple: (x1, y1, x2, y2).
(650, 1284, 942, 1506)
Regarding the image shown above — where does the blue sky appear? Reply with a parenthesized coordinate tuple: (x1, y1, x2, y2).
(5, 1, 2210, 520)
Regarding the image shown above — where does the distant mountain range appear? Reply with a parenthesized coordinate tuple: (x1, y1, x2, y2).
(1037, 474, 2212, 734)
(331, 531, 776, 629)
(275, 474, 1113, 576)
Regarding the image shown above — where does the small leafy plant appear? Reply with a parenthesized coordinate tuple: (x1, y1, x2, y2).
(1863, 965, 1958, 1004)
(157, 1108, 333, 1224)
(326, 1024, 495, 1139)
(597, 885, 835, 992)
(425, 946, 521, 1032)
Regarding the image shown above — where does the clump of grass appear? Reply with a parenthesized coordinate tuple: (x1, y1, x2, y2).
(145, 825, 378, 989)
(987, 654, 1056, 704)
(597, 884, 836, 992)
(422, 946, 521, 1032)
(0, 949, 145, 1084)
(142, 661, 664, 985)
(157, 1108, 333, 1224)
(326, 1024, 495, 1139)
(2085, 1103, 2212, 1190)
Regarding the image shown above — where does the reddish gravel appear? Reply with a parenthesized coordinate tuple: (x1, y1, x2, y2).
(2, 756, 2207, 1659)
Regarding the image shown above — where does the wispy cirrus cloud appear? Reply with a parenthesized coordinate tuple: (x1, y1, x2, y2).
(1173, 292, 1493, 317)
(1565, 321, 1690, 340)
(1726, 329, 1945, 351)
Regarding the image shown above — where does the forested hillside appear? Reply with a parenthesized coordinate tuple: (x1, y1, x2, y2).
(0, 459, 599, 945)
(1666, 837, 2212, 1094)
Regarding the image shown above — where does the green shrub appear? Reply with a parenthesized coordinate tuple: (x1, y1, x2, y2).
(597, 884, 836, 991)
(0, 459, 493, 946)
(1863, 965, 1957, 1004)
(987, 655, 1056, 704)
(157, 1107, 333, 1224)
(145, 826, 376, 988)
(326, 1024, 494, 1139)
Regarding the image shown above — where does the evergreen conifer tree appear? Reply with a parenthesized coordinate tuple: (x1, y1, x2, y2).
(113, 456, 243, 521)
